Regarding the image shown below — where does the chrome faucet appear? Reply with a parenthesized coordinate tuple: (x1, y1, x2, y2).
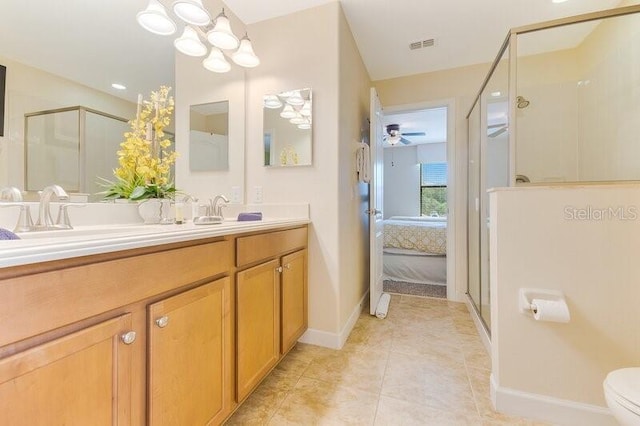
(0, 186, 23, 202)
(0, 186, 33, 232)
(211, 195, 229, 219)
(35, 185, 69, 230)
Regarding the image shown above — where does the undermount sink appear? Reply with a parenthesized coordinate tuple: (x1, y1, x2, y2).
(16, 225, 161, 239)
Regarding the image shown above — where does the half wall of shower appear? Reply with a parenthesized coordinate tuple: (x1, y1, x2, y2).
(466, 4, 640, 333)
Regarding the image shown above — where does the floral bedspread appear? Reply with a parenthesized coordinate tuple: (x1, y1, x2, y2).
(383, 219, 447, 255)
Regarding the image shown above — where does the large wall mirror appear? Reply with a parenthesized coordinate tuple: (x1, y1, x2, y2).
(189, 101, 229, 172)
(0, 1, 174, 197)
(263, 88, 312, 167)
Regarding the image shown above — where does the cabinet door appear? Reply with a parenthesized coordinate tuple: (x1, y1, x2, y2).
(281, 249, 308, 354)
(148, 278, 232, 426)
(236, 259, 280, 401)
(0, 314, 134, 426)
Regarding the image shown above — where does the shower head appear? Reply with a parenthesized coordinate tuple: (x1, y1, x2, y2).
(516, 96, 530, 109)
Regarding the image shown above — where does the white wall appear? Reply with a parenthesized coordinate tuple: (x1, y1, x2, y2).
(490, 185, 640, 425)
(383, 145, 420, 218)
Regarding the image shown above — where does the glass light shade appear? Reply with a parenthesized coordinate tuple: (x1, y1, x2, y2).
(388, 135, 400, 145)
(264, 95, 283, 109)
(300, 100, 311, 117)
(137, 0, 177, 35)
(172, 0, 211, 26)
(174, 26, 207, 57)
(280, 104, 297, 119)
(297, 122, 311, 130)
(232, 36, 260, 68)
(286, 90, 305, 106)
(207, 11, 239, 50)
(203, 48, 231, 73)
(289, 114, 306, 125)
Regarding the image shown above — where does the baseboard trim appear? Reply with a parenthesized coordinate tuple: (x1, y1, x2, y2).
(298, 291, 368, 350)
(490, 374, 616, 426)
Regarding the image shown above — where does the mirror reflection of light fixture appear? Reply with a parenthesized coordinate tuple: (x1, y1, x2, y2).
(286, 90, 305, 106)
(297, 121, 311, 130)
(264, 95, 283, 109)
(136, 3, 259, 73)
(136, 0, 177, 35)
(174, 26, 207, 57)
(202, 48, 231, 73)
(172, 0, 211, 26)
(280, 104, 297, 119)
(300, 101, 312, 117)
(289, 114, 307, 125)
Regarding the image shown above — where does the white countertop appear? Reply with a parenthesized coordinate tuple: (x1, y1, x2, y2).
(0, 218, 309, 268)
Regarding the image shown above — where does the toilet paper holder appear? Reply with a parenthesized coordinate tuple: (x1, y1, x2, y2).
(518, 288, 566, 317)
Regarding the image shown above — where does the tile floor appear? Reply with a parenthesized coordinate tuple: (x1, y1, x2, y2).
(225, 294, 547, 425)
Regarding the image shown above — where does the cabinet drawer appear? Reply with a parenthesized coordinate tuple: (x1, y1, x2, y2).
(0, 240, 231, 348)
(236, 227, 307, 267)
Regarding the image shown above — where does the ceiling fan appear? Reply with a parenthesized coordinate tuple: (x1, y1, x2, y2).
(384, 124, 426, 145)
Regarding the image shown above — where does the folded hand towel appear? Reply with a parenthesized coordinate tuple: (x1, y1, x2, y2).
(0, 228, 20, 240)
(237, 212, 262, 221)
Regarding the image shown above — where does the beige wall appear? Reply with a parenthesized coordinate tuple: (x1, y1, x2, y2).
(245, 2, 366, 340)
(0, 55, 136, 191)
(374, 63, 490, 299)
(337, 6, 371, 331)
(490, 185, 640, 422)
(174, 0, 246, 202)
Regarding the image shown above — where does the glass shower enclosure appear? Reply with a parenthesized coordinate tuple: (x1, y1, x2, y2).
(466, 4, 640, 334)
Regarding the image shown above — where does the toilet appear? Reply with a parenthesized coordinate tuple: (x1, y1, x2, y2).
(604, 368, 640, 426)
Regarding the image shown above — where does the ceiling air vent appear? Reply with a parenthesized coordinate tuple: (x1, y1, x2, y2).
(409, 39, 435, 51)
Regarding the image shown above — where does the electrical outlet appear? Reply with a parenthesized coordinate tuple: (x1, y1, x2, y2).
(231, 186, 241, 203)
(254, 186, 263, 203)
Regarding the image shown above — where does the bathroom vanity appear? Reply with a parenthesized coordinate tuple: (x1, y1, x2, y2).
(0, 221, 308, 425)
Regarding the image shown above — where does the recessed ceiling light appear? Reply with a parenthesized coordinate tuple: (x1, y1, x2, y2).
(552, 0, 569, 3)
(111, 83, 127, 90)
(491, 91, 501, 97)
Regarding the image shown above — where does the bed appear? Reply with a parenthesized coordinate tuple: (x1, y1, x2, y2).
(382, 216, 447, 286)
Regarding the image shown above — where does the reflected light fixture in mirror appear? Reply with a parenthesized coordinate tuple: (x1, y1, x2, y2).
(263, 88, 313, 167)
(136, 3, 259, 72)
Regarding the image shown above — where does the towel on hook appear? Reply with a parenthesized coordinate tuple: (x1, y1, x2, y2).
(356, 142, 371, 183)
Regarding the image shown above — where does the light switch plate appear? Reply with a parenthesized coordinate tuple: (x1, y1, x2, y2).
(231, 186, 241, 203)
(254, 186, 263, 203)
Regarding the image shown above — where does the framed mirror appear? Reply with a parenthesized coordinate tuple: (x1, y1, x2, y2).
(263, 88, 312, 167)
(189, 101, 229, 172)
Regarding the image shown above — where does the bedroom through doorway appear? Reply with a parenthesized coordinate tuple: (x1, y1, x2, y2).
(382, 104, 450, 299)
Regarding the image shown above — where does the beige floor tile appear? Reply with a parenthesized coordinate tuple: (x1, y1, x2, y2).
(381, 351, 478, 416)
(225, 368, 300, 425)
(225, 293, 543, 426)
(303, 344, 389, 393)
(374, 395, 482, 425)
(268, 376, 379, 425)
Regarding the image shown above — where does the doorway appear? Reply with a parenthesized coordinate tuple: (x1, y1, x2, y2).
(380, 100, 456, 300)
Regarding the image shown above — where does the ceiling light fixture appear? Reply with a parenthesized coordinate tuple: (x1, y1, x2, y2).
(136, 0, 177, 35)
(280, 104, 297, 119)
(137, 2, 259, 73)
(264, 95, 283, 109)
(174, 26, 207, 57)
(551, 0, 569, 3)
(111, 83, 127, 90)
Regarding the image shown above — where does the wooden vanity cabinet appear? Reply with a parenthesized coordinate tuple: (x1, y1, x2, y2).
(280, 249, 308, 354)
(235, 227, 308, 401)
(148, 277, 233, 426)
(0, 314, 134, 425)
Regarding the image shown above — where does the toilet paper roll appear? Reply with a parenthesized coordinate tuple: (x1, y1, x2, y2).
(531, 298, 570, 323)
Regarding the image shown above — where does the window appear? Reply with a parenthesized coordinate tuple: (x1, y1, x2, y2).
(420, 162, 447, 217)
